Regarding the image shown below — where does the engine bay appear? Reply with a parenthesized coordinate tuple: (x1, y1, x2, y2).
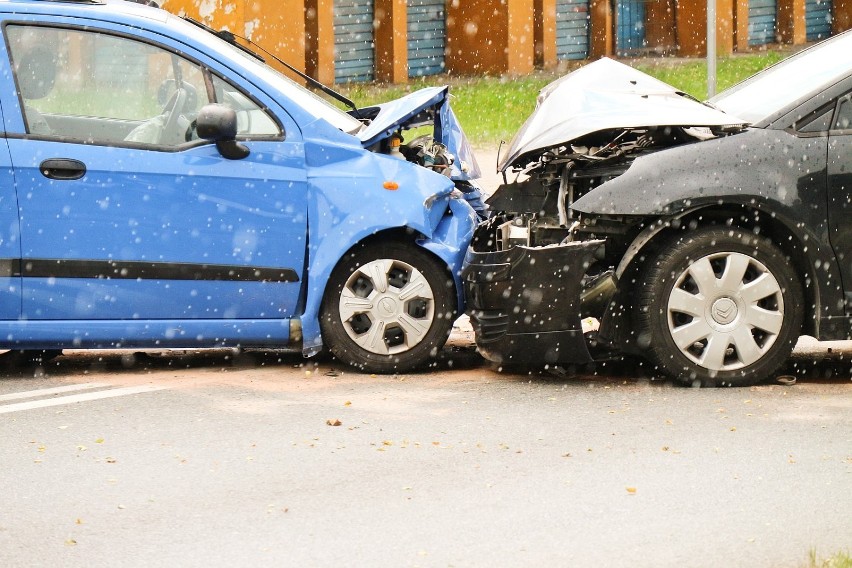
(476, 124, 741, 253)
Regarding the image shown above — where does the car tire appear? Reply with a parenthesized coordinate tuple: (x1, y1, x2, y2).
(320, 242, 456, 373)
(636, 227, 803, 387)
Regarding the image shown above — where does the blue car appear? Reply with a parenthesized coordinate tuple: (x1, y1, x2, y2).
(0, 0, 481, 372)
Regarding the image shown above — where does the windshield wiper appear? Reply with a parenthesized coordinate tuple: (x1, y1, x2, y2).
(184, 17, 361, 117)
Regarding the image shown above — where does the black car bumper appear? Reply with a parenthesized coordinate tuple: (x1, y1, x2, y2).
(463, 240, 605, 367)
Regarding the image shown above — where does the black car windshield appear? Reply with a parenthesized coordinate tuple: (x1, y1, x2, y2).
(710, 31, 852, 123)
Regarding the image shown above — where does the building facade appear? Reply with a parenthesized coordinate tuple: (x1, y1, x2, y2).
(162, 0, 852, 83)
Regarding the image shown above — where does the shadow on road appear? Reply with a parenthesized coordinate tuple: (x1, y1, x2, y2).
(490, 352, 852, 387)
(0, 339, 486, 381)
(0, 341, 848, 387)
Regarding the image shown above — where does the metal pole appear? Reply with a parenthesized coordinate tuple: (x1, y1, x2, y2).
(707, 0, 717, 98)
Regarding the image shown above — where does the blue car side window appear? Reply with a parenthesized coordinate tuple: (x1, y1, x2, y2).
(8, 25, 211, 147)
(211, 74, 281, 138)
(7, 25, 280, 148)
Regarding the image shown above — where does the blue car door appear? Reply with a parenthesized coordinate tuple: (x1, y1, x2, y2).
(0, 134, 20, 320)
(1, 24, 307, 324)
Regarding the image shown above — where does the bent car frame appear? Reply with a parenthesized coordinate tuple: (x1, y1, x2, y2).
(465, 32, 852, 386)
(0, 0, 482, 372)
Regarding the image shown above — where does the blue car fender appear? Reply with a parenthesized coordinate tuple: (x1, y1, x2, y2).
(299, 141, 477, 355)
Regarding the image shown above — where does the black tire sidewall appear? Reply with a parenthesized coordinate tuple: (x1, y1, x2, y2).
(320, 242, 456, 373)
(636, 227, 803, 387)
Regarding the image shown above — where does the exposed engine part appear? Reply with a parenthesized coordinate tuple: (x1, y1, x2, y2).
(484, 125, 735, 251)
(400, 135, 455, 177)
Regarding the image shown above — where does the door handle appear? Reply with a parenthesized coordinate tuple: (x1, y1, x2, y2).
(40, 158, 86, 180)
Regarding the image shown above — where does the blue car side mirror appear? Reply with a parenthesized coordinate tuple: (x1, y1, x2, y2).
(197, 104, 250, 160)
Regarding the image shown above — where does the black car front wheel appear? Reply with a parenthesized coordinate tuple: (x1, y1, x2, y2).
(320, 242, 456, 373)
(636, 227, 803, 387)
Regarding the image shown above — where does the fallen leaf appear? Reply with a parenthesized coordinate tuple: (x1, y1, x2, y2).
(626, 487, 637, 494)
(326, 419, 342, 427)
(343, 401, 352, 406)
(75, 518, 83, 525)
(65, 539, 77, 546)
(95, 438, 104, 444)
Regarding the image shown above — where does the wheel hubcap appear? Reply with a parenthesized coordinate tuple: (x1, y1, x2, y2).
(339, 259, 435, 356)
(666, 251, 784, 372)
(710, 297, 738, 325)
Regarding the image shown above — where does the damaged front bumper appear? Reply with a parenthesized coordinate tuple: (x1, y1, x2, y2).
(463, 240, 607, 367)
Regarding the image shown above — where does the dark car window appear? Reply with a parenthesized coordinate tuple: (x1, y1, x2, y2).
(834, 96, 852, 131)
(796, 104, 835, 134)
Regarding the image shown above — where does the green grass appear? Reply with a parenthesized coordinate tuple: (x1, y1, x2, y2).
(336, 52, 788, 147)
(808, 549, 852, 568)
(634, 51, 786, 100)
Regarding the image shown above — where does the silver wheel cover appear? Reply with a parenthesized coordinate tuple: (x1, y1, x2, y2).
(338, 258, 435, 355)
(666, 251, 785, 372)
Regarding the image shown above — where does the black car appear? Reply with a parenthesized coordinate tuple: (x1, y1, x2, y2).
(464, 31, 852, 387)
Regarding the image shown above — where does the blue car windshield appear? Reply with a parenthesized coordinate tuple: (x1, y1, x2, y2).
(710, 31, 852, 124)
(182, 17, 363, 135)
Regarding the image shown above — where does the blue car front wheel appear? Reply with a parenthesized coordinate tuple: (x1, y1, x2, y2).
(320, 241, 456, 373)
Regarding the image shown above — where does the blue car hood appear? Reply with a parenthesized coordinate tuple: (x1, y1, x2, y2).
(355, 86, 482, 181)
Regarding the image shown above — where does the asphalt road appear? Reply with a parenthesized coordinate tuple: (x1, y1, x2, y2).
(1, 323, 850, 568)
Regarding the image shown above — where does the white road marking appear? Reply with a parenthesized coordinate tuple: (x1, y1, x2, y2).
(0, 382, 110, 402)
(0, 384, 167, 414)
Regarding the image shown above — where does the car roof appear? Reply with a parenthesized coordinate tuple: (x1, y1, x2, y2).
(0, 0, 166, 23)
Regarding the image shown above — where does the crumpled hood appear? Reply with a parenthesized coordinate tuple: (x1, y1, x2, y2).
(355, 86, 481, 181)
(499, 58, 748, 171)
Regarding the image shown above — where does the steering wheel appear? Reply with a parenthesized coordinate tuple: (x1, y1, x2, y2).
(160, 87, 187, 144)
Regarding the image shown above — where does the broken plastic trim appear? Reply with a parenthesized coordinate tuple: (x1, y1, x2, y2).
(463, 240, 605, 366)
